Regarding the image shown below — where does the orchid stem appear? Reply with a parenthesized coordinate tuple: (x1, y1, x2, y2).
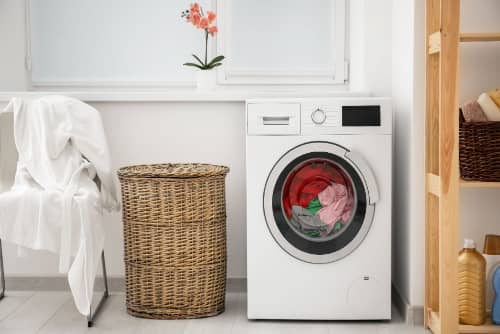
(204, 29, 208, 67)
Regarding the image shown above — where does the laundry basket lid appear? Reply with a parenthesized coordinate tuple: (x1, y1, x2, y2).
(118, 163, 229, 179)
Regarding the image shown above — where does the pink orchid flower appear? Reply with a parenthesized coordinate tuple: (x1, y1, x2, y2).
(190, 12, 201, 26)
(198, 17, 209, 29)
(208, 26, 218, 36)
(207, 11, 217, 24)
(181, 3, 225, 71)
(190, 3, 200, 14)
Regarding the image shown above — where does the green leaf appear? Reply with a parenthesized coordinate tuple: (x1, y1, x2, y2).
(207, 55, 225, 67)
(191, 54, 205, 66)
(183, 62, 204, 70)
(206, 62, 223, 70)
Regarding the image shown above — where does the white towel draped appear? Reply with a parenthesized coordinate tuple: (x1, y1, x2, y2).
(0, 95, 119, 315)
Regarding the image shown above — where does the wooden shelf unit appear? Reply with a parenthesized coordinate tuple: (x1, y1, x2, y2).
(425, 0, 500, 334)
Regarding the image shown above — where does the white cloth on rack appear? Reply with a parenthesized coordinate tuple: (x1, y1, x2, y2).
(0, 95, 119, 315)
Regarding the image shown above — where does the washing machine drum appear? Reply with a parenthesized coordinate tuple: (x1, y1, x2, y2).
(263, 141, 379, 264)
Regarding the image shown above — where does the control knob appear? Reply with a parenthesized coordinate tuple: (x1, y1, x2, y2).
(311, 108, 327, 125)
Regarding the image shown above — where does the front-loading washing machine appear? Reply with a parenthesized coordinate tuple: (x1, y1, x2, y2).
(246, 98, 392, 320)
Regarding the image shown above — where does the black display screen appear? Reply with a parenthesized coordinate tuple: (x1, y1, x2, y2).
(342, 105, 381, 126)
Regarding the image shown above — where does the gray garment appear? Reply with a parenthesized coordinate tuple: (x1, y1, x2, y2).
(290, 205, 328, 231)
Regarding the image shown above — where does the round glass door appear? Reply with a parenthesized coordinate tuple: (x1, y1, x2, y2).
(263, 142, 377, 263)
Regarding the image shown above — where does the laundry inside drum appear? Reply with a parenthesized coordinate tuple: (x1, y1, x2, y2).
(281, 158, 357, 242)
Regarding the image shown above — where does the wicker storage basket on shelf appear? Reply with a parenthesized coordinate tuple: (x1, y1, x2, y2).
(118, 163, 229, 319)
(459, 113, 500, 181)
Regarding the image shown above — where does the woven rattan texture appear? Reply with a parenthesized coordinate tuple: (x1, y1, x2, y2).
(119, 163, 229, 319)
(459, 120, 500, 182)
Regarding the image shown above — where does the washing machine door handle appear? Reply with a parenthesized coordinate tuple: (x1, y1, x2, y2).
(344, 151, 379, 205)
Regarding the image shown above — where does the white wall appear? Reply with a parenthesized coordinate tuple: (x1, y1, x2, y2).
(0, 0, 398, 283)
(0, 0, 29, 91)
(409, 0, 426, 307)
(391, 0, 415, 307)
(391, 0, 426, 308)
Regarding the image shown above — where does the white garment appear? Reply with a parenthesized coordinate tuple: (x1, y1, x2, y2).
(0, 95, 119, 315)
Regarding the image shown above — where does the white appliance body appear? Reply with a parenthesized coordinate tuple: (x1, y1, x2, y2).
(246, 98, 392, 320)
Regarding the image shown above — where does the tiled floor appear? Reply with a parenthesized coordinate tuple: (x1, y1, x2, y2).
(0, 292, 430, 333)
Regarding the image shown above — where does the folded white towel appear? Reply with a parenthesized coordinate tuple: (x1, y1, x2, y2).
(478, 93, 500, 121)
(489, 88, 500, 107)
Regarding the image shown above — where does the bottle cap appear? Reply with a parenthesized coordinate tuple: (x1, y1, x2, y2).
(464, 238, 476, 249)
(484, 235, 500, 255)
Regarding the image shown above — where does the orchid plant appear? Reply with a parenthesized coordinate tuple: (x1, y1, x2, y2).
(181, 3, 224, 70)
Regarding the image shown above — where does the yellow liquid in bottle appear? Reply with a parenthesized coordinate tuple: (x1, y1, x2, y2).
(458, 247, 486, 325)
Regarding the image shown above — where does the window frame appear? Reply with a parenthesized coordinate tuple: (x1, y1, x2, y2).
(25, 0, 347, 89)
(216, 0, 347, 85)
(25, 0, 218, 89)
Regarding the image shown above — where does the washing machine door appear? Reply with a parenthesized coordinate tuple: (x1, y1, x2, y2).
(263, 141, 379, 264)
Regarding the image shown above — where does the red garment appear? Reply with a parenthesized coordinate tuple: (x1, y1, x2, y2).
(282, 160, 348, 217)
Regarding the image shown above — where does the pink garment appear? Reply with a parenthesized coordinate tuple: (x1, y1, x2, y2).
(317, 183, 354, 231)
(462, 100, 488, 122)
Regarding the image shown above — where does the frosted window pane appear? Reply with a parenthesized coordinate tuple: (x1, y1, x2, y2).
(30, 0, 210, 83)
(229, 0, 334, 72)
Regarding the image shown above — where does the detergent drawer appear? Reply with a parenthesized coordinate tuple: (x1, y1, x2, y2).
(247, 103, 300, 136)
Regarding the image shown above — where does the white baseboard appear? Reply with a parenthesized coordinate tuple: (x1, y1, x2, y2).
(392, 285, 424, 325)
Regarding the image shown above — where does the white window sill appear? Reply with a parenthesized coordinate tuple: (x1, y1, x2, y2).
(0, 88, 370, 103)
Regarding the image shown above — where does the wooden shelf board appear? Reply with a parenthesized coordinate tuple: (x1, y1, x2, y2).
(428, 310, 500, 334)
(460, 319, 500, 334)
(460, 180, 500, 188)
(460, 32, 500, 42)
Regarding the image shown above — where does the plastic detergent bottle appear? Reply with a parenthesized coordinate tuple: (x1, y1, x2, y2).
(458, 239, 486, 325)
(492, 267, 500, 324)
(482, 235, 500, 313)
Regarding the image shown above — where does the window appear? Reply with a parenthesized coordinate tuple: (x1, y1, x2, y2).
(27, 0, 347, 88)
(217, 0, 346, 85)
(28, 0, 212, 87)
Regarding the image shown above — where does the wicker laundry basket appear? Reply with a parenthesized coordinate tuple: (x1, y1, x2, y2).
(118, 163, 229, 319)
(459, 112, 500, 181)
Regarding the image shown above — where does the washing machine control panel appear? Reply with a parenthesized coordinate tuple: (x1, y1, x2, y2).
(246, 98, 391, 136)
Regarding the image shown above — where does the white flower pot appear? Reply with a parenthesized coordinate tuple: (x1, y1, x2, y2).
(196, 70, 217, 90)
